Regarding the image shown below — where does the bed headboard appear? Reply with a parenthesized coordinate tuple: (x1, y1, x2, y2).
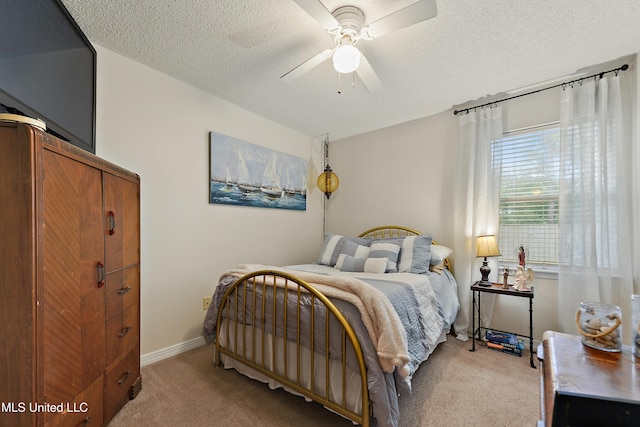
(358, 225, 452, 272)
(358, 225, 421, 239)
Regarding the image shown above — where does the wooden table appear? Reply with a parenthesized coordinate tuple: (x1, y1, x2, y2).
(470, 281, 535, 368)
(538, 331, 640, 426)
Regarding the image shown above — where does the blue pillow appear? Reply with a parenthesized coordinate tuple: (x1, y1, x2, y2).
(369, 241, 401, 272)
(397, 234, 433, 274)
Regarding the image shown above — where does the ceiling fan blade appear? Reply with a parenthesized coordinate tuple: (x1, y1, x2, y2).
(281, 49, 333, 82)
(356, 54, 382, 94)
(362, 0, 437, 40)
(292, 0, 340, 31)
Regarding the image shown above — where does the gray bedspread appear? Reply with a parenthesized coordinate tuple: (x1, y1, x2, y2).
(202, 264, 454, 427)
(424, 269, 460, 331)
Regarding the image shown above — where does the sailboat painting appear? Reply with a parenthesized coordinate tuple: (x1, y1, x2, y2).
(209, 132, 307, 210)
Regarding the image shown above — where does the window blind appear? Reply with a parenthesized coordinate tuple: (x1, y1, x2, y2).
(494, 125, 560, 265)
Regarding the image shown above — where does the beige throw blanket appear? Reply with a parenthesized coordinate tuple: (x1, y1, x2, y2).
(224, 264, 411, 377)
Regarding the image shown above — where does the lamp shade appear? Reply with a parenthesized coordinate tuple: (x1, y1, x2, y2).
(332, 44, 361, 74)
(476, 235, 501, 258)
(317, 166, 339, 199)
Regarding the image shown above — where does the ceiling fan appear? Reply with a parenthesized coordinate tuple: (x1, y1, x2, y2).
(281, 0, 438, 93)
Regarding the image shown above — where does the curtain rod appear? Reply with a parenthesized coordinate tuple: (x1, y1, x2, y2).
(453, 63, 629, 116)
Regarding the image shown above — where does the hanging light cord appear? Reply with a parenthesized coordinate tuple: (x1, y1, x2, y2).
(323, 134, 329, 169)
(322, 133, 329, 237)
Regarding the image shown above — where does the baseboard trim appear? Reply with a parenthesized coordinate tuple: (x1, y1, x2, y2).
(141, 336, 206, 367)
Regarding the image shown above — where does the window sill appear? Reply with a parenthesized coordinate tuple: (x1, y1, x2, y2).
(500, 263, 558, 280)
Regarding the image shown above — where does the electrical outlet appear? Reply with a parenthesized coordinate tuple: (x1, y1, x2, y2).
(202, 296, 211, 310)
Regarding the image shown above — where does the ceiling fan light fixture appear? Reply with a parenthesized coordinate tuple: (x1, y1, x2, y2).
(332, 44, 361, 74)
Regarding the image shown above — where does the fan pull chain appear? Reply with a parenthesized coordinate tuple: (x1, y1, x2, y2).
(337, 72, 357, 94)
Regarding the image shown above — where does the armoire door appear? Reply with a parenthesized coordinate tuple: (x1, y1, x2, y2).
(42, 149, 105, 426)
(103, 172, 140, 273)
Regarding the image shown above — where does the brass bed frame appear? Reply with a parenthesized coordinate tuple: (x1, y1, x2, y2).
(213, 226, 447, 426)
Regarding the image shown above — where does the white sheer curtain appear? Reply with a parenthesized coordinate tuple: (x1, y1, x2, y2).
(558, 74, 635, 344)
(453, 107, 503, 341)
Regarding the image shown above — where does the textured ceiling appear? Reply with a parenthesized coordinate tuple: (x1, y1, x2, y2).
(61, 0, 640, 140)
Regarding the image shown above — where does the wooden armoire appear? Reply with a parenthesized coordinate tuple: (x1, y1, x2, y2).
(0, 122, 141, 426)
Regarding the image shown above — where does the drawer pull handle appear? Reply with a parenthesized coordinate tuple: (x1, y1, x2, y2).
(117, 370, 131, 384)
(83, 416, 92, 424)
(107, 211, 116, 235)
(118, 286, 132, 295)
(118, 326, 132, 338)
(96, 261, 105, 288)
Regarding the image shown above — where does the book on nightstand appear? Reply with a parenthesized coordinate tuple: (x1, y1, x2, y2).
(487, 340, 524, 356)
(485, 330, 519, 346)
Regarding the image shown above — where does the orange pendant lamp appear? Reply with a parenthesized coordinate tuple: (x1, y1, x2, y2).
(317, 134, 339, 199)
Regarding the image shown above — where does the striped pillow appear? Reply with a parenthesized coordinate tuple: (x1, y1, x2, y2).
(318, 234, 344, 265)
(397, 234, 433, 274)
(342, 239, 370, 259)
(369, 241, 401, 272)
(318, 233, 372, 266)
(337, 255, 388, 274)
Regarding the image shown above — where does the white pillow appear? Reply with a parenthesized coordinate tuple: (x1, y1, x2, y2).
(430, 245, 453, 265)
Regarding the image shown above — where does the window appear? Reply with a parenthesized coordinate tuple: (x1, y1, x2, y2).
(493, 125, 560, 267)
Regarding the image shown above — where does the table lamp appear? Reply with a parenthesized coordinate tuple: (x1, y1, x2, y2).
(476, 235, 501, 286)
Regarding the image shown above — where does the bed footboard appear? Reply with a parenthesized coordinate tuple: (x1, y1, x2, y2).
(214, 270, 370, 426)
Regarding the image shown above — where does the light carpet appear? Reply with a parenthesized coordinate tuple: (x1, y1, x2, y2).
(108, 334, 539, 426)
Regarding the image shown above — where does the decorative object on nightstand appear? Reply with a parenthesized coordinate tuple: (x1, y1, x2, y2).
(513, 266, 534, 291)
(317, 133, 339, 199)
(476, 234, 501, 286)
(502, 267, 510, 289)
(517, 245, 527, 268)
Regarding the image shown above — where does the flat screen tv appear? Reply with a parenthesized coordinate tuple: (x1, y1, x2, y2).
(0, 0, 96, 153)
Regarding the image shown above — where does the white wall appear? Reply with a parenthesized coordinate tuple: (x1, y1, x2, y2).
(93, 46, 324, 356)
(327, 111, 459, 244)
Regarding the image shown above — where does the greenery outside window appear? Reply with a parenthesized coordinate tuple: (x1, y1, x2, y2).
(493, 125, 560, 269)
